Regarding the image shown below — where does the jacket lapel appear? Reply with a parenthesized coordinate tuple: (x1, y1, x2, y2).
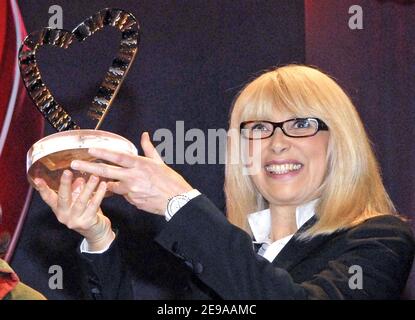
(271, 216, 330, 271)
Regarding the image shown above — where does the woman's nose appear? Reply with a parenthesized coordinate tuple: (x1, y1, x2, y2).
(270, 127, 291, 154)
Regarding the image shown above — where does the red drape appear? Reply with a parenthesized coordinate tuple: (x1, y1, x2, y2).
(0, 0, 44, 261)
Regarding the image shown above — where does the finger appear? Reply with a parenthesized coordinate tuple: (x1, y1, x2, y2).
(141, 132, 164, 164)
(72, 175, 100, 216)
(87, 148, 137, 168)
(106, 181, 129, 195)
(57, 170, 72, 211)
(83, 181, 107, 218)
(71, 160, 126, 181)
(71, 177, 85, 200)
(34, 178, 58, 212)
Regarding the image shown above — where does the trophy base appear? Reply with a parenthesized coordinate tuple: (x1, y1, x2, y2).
(27, 130, 138, 196)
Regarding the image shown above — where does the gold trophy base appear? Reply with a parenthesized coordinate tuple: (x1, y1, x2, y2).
(27, 130, 138, 196)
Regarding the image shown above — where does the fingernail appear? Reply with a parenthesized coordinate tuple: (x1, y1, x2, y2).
(33, 178, 41, 186)
(71, 161, 79, 169)
(90, 175, 98, 182)
(88, 148, 97, 154)
(63, 170, 71, 176)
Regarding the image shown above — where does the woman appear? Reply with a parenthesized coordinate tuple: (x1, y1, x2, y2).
(35, 65, 414, 299)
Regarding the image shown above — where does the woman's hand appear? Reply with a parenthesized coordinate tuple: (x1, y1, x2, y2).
(70, 132, 193, 215)
(34, 170, 115, 251)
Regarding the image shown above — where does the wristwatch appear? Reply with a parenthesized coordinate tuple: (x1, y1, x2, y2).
(165, 189, 201, 220)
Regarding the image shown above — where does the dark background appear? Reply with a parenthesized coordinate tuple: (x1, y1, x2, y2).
(305, 0, 415, 297)
(10, 0, 414, 299)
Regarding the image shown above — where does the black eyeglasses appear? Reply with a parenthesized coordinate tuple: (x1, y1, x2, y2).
(240, 118, 329, 139)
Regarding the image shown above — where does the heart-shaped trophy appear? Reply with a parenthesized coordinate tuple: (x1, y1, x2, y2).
(18, 8, 139, 194)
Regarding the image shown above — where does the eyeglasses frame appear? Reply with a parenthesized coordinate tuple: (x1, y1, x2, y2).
(239, 117, 329, 139)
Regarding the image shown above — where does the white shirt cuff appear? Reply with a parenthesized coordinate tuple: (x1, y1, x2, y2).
(80, 237, 113, 254)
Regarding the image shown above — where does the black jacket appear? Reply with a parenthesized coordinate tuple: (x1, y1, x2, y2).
(79, 195, 415, 299)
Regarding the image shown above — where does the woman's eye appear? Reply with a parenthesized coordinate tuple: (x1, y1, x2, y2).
(251, 123, 269, 131)
(293, 119, 310, 129)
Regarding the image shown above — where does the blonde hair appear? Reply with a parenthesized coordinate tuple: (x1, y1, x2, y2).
(225, 64, 397, 239)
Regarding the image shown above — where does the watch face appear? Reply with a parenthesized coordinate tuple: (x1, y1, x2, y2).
(170, 201, 182, 212)
(167, 195, 190, 216)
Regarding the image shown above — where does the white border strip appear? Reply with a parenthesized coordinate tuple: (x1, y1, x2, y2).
(0, 0, 23, 157)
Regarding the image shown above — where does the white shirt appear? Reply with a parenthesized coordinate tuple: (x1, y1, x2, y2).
(248, 199, 317, 263)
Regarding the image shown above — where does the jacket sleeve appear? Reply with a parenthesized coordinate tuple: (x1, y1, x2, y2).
(154, 194, 415, 299)
(78, 231, 133, 300)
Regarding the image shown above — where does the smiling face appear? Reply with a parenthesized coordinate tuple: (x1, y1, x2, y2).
(226, 65, 382, 236)
(248, 109, 330, 208)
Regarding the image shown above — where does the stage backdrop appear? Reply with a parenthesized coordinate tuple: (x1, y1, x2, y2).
(305, 0, 415, 298)
(11, 0, 305, 299)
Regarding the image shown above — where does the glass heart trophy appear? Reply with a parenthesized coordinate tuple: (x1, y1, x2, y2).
(18, 8, 139, 195)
